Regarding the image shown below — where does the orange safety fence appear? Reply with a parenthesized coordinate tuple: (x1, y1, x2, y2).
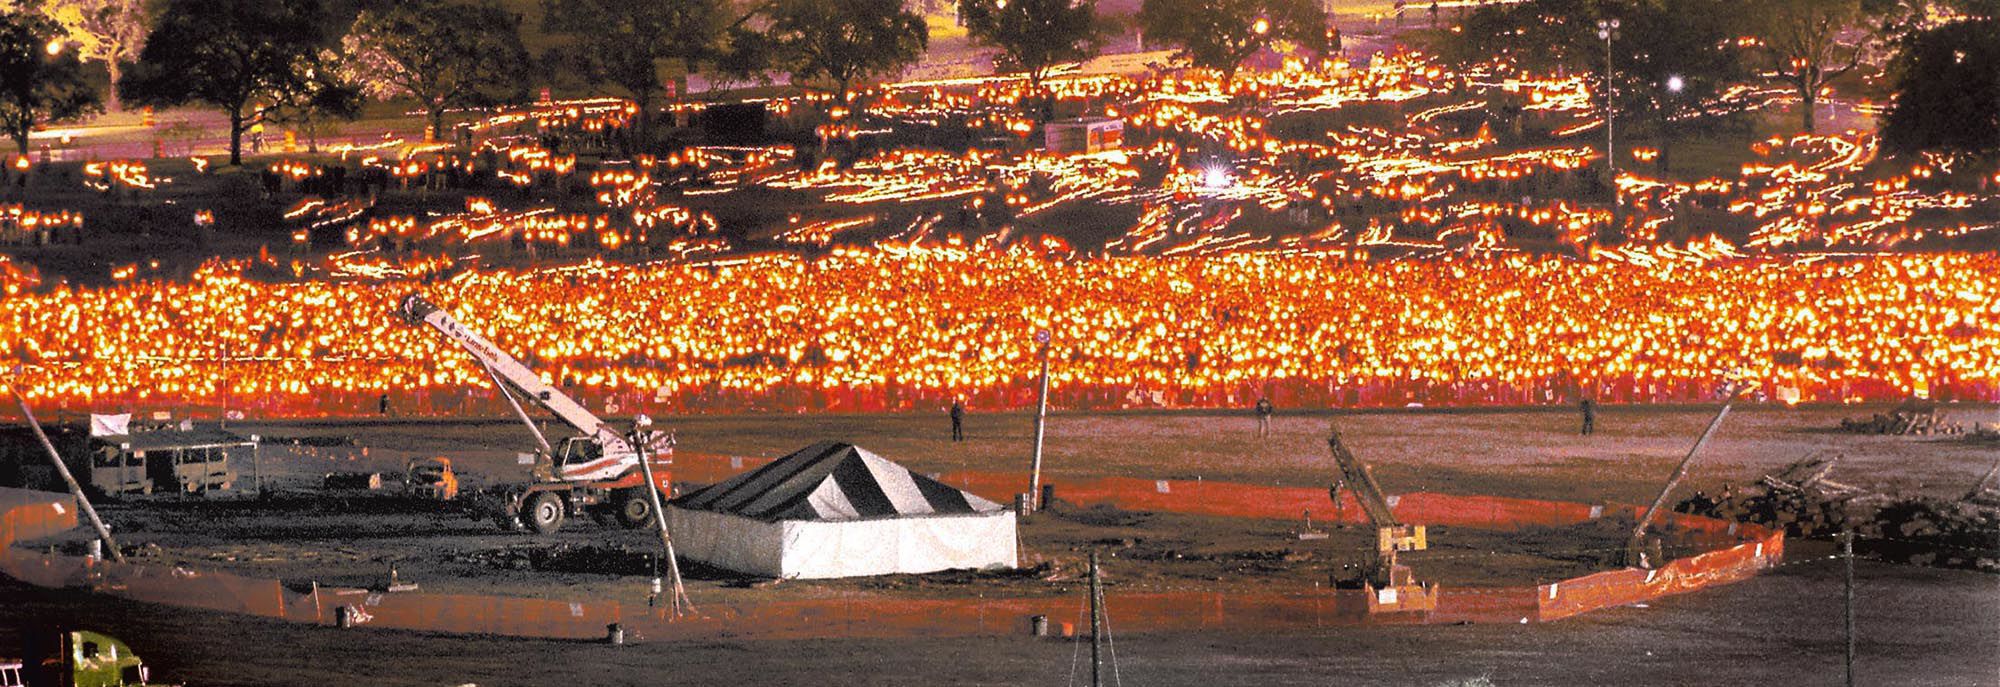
(5, 474, 1785, 641)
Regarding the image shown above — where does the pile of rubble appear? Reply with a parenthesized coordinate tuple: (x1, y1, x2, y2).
(1837, 400, 1962, 435)
(1678, 455, 2000, 573)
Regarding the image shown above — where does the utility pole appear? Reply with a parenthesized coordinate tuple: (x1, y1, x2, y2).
(1596, 18, 1621, 241)
(1843, 528, 1855, 687)
(632, 417, 692, 616)
(11, 389, 124, 563)
(1090, 550, 1103, 687)
(1028, 329, 1051, 510)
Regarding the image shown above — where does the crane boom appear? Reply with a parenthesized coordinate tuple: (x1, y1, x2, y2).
(1327, 424, 1429, 601)
(1328, 429, 1399, 527)
(399, 295, 636, 469)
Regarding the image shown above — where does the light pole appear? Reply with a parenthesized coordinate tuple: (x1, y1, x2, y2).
(1596, 18, 1620, 180)
(1597, 18, 1621, 241)
(1660, 74, 1684, 172)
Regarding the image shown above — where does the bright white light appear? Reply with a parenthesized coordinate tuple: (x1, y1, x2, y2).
(1202, 166, 1232, 189)
(1666, 75, 1684, 93)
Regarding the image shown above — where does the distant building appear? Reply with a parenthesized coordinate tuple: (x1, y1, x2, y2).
(1044, 116, 1124, 154)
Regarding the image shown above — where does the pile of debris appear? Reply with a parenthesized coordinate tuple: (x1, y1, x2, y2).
(1678, 455, 2000, 573)
(1837, 400, 1962, 435)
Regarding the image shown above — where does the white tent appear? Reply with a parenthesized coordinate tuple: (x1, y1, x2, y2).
(667, 441, 1017, 579)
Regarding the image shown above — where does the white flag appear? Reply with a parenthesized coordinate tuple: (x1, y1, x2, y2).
(89, 413, 131, 437)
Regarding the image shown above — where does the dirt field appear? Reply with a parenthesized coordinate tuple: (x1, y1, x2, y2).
(232, 402, 2000, 504)
(34, 495, 1657, 604)
(7, 405, 2000, 686)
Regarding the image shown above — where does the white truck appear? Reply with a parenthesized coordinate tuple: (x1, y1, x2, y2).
(399, 294, 671, 534)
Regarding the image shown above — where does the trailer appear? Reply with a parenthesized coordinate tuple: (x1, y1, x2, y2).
(0, 424, 250, 496)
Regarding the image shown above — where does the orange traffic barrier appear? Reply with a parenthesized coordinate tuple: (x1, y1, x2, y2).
(4, 473, 1784, 641)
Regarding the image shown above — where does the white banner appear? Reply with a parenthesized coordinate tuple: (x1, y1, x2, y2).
(89, 413, 131, 437)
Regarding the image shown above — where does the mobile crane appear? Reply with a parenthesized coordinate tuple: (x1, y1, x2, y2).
(399, 294, 671, 534)
(1326, 425, 1437, 614)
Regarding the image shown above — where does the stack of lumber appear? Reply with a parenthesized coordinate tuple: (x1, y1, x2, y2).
(1838, 409, 1962, 435)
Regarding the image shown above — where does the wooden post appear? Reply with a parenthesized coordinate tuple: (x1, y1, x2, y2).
(1628, 384, 1742, 567)
(252, 437, 262, 495)
(1844, 528, 1855, 687)
(1029, 330, 1051, 510)
(1090, 551, 1103, 687)
(1964, 455, 2000, 501)
(11, 389, 124, 562)
(633, 426, 693, 616)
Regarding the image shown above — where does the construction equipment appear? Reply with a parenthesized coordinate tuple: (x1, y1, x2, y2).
(398, 295, 670, 534)
(1326, 425, 1435, 613)
(404, 457, 460, 501)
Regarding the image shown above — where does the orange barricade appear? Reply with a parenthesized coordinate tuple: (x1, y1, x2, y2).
(4, 474, 1788, 641)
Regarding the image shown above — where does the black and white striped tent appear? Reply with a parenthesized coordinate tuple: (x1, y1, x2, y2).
(669, 442, 1017, 579)
(675, 441, 1003, 521)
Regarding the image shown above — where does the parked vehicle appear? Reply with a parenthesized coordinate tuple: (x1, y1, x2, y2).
(405, 457, 460, 501)
(7, 630, 157, 686)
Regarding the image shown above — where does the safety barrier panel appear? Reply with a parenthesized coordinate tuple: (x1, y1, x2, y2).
(4, 476, 1785, 641)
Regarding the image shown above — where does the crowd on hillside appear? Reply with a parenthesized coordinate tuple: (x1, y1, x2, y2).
(1, 250, 1992, 417)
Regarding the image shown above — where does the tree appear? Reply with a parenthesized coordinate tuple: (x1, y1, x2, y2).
(1609, 0, 1752, 174)
(0, 9, 100, 155)
(344, 0, 528, 142)
(1749, 0, 1873, 133)
(957, 0, 1104, 93)
(738, 0, 928, 105)
(119, 0, 339, 166)
(34, 0, 149, 111)
(1136, 0, 1327, 84)
(1451, 0, 1749, 174)
(265, 48, 363, 153)
(1882, 17, 2000, 159)
(542, 0, 727, 137)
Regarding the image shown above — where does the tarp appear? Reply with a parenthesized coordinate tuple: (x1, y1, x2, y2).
(670, 442, 1016, 578)
(88, 414, 129, 438)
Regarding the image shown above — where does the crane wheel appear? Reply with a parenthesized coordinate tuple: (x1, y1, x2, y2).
(526, 491, 566, 534)
(617, 488, 657, 529)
